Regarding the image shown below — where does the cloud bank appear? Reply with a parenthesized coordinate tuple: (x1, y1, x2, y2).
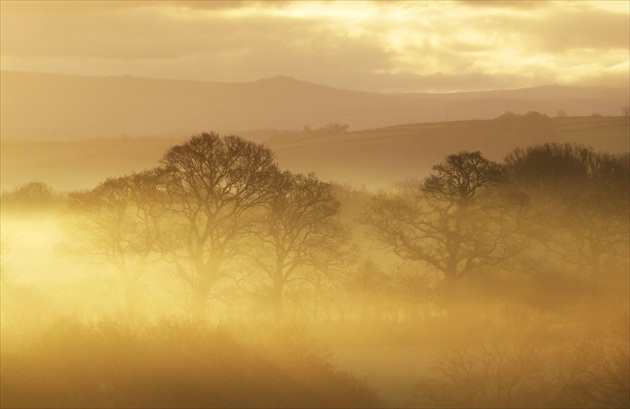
(1, 1, 627, 92)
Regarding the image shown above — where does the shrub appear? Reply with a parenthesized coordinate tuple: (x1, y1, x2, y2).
(1, 319, 380, 408)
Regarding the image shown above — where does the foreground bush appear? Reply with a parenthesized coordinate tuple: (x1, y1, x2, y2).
(412, 314, 629, 408)
(1, 319, 380, 408)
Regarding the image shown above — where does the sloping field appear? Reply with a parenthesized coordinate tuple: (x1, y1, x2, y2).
(2, 71, 627, 141)
(552, 116, 630, 152)
(0, 137, 182, 191)
(1, 116, 627, 191)
(332, 345, 441, 408)
(270, 115, 629, 188)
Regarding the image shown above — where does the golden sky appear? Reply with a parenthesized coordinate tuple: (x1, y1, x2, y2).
(1, 0, 628, 92)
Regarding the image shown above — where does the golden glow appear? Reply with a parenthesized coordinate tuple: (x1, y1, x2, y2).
(1, 2, 628, 408)
(1, 0, 627, 92)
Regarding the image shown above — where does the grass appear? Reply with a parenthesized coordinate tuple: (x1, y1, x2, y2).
(1, 319, 381, 408)
(551, 116, 630, 152)
(2, 115, 627, 191)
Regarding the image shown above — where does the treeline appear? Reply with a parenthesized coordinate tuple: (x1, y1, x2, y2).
(2, 135, 627, 322)
(1, 319, 380, 408)
(244, 123, 350, 144)
(1, 133, 628, 407)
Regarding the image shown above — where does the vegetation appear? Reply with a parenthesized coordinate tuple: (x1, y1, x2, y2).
(1, 319, 380, 408)
(3, 114, 628, 191)
(1, 130, 628, 408)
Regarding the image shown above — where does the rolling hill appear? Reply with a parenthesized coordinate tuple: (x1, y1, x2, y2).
(2, 114, 627, 191)
(1, 70, 628, 140)
(270, 114, 629, 188)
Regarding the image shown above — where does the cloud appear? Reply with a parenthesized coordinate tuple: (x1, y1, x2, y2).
(0, 2, 396, 68)
(535, 9, 629, 52)
(455, 0, 549, 9)
(168, 1, 291, 11)
(1, 1, 627, 92)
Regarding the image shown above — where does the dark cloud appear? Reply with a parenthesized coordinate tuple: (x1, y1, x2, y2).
(1, 8, 311, 60)
(1, 3, 395, 69)
(0, 1, 148, 14)
(0, 1, 292, 14)
(169, 1, 291, 10)
(455, 1, 550, 10)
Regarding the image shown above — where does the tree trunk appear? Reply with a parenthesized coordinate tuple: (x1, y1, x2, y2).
(192, 286, 208, 321)
(124, 281, 139, 317)
(272, 282, 284, 323)
(440, 272, 465, 321)
(192, 264, 219, 321)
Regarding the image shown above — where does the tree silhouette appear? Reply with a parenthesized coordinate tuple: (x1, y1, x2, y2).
(414, 315, 558, 408)
(1, 182, 60, 211)
(159, 133, 280, 318)
(361, 151, 516, 308)
(65, 169, 168, 313)
(563, 315, 629, 408)
(246, 172, 348, 321)
(504, 143, 630, 314)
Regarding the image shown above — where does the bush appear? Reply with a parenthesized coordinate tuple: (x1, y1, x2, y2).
(1, 182, 63, 213)
(1, 319, 380, 408)
(560, 315, 629, 408)
(412, 314, 630, 408)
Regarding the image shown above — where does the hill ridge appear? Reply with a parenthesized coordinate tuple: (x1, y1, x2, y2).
(1, 70, 628, 140)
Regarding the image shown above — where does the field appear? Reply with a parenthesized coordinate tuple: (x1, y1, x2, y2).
(332, 345, 439, 408)
(2, 115, 627, 191)
(552, 116, 630, 150)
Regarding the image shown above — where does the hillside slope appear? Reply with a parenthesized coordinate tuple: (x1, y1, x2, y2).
(2, 115, 627, 191)
(270, 114, 629, 188)
(1, 71, 627, 140)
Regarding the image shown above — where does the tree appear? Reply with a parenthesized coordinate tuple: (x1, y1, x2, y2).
(414, 315, 559, 408)
(159, 133, 281, 318)
(562, 314, 629, 408)
(246, 172, 348, 321)
(504, 144, 629, 314)
(1, 182, 60, 212)
(65, 169, 168, 313)
(361, 151, 516, 305)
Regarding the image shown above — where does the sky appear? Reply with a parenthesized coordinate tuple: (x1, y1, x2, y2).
(1, 0, 628, 93)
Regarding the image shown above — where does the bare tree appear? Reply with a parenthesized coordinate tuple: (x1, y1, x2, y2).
(65, 169, 168, 312)
(414, 315, 559, 408)
(159, 133, 280, 318)
(361, 152, 516, 304)
(246, 172, 349, 321)
(1, 182, 61, 212)
(504, 144, 630, 315)
(562, 314, 629, 408)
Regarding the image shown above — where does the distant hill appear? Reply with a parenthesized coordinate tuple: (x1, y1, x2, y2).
(1, 70, 628, 140)
(2, 115, 627, 191)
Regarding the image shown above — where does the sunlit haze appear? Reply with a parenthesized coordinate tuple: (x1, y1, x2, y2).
(1, 1, 629, 409)
(1, 0, 628, 92)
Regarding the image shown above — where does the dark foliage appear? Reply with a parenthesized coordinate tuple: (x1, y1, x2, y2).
(1, 319, 381, 408)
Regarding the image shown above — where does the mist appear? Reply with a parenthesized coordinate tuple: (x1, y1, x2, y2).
(1, 1, 629, 406)
(1, 131, 628, 408)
